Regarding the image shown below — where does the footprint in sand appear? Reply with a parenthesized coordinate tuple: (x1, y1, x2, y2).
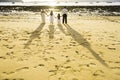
(2, 78, 10, 80)
(115, 61, 120, 63)
(24, 31, 31, 35)
(107, 47, 116, 50)
(75, 51, 79, 55)
(13, 78, 24, 80)
(0, 30, 2, 33)
(93, 70, 104, 77)
(0, 56, 6, 59)
(19, 38, 28, 41)
(72, 78, 79, 80)
(64, 46, 72, 49)
(3, 44, 15, 49)
(6, 51, 14, 55)
(111, 43, 116, 45)
(65, 59, 71, 63)
(89, 63, 96, 66)
(49, 57, 56, 60)
(2, 38, 8, 41)
(38, 64, 45, 66)
(59, 38, 63, 40)
(3, 71, 15, 75)
(34, 64, 45, 68)
(104, 45, 109, 47)
(55, 42, 59, 44)
(16, 67, 29, 72)
(109, 36, 115, 38)
(64, 66, 71, 69)
(61, 55, 69, 58)
(70, 41, 77, 44)
(49, 70, 57, 73)
(65, 56, 69, 58)
(85, 63, 96, 67)
(111, 67, 120, 69)
(49, 69, 57, 76)
(2, 78, 24, 80)
(43, 58, 49, 61)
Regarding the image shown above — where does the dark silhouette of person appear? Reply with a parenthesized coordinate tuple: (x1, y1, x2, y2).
(61, 7, 68, 24)
(57, 13, 61, 24)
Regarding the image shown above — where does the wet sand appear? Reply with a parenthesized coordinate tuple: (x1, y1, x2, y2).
(0, 12, 120, 80)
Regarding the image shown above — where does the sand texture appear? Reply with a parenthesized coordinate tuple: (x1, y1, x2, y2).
(0, 12, 120, 80)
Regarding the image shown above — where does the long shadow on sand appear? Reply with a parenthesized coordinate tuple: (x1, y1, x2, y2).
(48, 24, 55, 39)
(24, 23, 45, 49)
(57, 24, 69, 36)
(64, 24, 109, 68)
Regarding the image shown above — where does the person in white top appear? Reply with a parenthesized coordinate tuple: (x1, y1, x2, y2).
(41, 9, 47, 23)
(61, 7, 68, 24)
(49, 10, 54, 24)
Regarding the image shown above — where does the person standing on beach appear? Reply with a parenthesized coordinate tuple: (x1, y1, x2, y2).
(41, 9, 47, 23)
(57, 13, 61, 24)
(49, 10, 54, 24)
(61, 7, 68, 24)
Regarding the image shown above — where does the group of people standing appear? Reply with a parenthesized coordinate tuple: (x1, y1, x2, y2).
(41, 7, 68, 24)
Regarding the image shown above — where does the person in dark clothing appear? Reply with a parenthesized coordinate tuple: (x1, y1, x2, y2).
(57, 13, 61, 24)
(61, 7, 68, 24)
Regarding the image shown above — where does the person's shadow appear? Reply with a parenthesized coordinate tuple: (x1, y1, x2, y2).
(57, 24, 70, 36)
(64, 24, 109, 68)
(24, 23, 45, 49)
(48, 24, 55, 39)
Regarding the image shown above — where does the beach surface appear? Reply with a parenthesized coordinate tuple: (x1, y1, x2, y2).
(0, 12, 120, 80)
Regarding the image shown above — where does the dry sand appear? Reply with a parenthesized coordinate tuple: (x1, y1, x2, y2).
(0, 12, 120, 80)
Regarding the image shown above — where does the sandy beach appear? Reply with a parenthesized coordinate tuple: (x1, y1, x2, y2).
(0, 12, 120, 80)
